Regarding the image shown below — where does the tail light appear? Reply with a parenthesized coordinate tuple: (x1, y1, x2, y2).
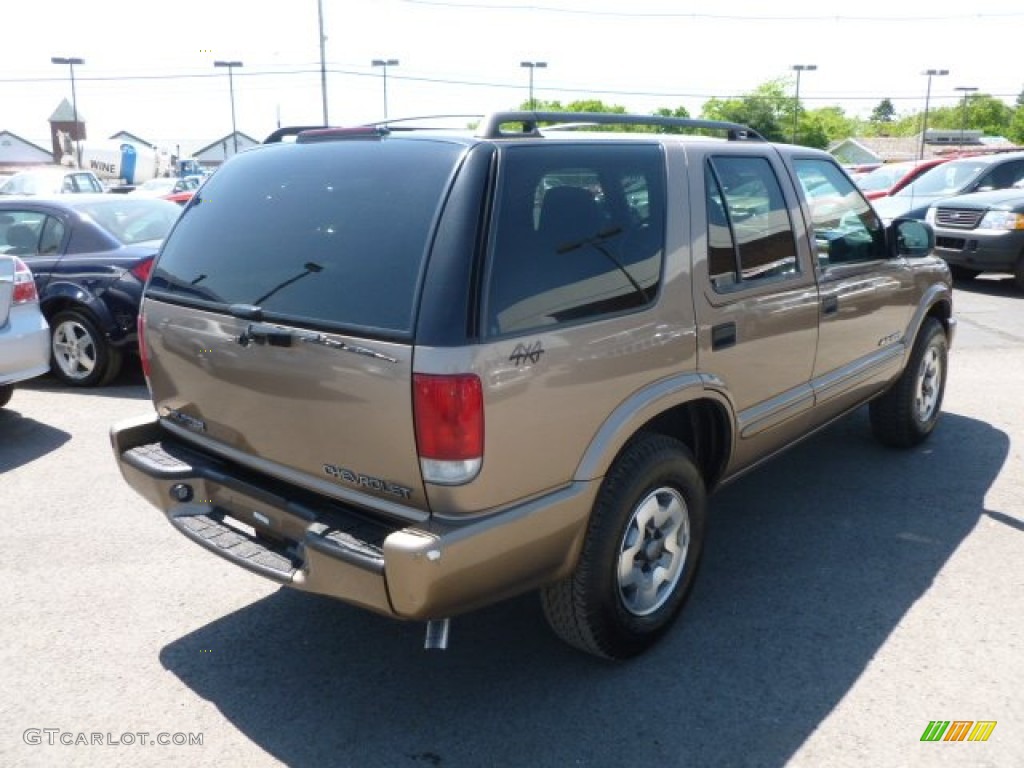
(413, 373, 483, 485)
(11, 257, 39, 304)
(137, 311, 151, 379)
(130, 255, 155, 283)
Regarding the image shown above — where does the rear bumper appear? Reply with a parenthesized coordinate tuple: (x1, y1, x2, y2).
(110, 413, 597, 620)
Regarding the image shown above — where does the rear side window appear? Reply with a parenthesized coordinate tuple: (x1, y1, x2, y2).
(39, 216, 65, 254)
(149, 139, 465, 336)
(486, 144, 665, 336)
(78, 199, 181, 245)
(705, 155, 798, 290)
(0, 211, 46, 256)
(976, 158, 1024, 190)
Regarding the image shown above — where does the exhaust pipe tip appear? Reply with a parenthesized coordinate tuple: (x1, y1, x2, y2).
(424, 619, 450, 650)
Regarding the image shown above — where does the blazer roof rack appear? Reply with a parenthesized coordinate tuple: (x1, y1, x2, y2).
(264, 113, 765, 144)
(475, 111, 764, 141)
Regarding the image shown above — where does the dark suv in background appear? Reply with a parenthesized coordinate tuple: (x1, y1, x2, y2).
(927, 185, 1024, 289)
(112, 112, 953, 659)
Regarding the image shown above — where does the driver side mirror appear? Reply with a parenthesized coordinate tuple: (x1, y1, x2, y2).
(890, 217, 934, 258)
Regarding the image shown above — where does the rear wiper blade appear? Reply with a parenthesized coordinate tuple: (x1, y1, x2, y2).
(556, 226, 652, 303)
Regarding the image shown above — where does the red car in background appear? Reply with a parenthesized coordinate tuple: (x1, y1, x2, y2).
(128, 176, 200, 206)
(856, 158, 951, 200)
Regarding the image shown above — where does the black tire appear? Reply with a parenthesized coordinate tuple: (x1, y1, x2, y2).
(948, 264, 979, 282)
(541, 434, 707, 660)
(49, 308, 123, 387)
(869, 318, 948, 448)
(0, 384, 12, 409)
(1014, 254, 1024, 293)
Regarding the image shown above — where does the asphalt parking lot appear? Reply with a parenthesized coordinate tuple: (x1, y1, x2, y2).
(1, 275, 1022, 768)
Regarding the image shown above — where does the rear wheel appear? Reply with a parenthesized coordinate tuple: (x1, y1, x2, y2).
(541, 434, 706, 659)
(0, 384, 12, 409)
(50, 309, 123, 387)
(869, 318, 947, 448)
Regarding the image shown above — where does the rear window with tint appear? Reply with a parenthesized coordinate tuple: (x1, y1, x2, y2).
(485, 143, 666, 336)
(148, 139, 465, 336)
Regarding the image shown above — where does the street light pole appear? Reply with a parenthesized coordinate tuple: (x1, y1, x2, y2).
(317, 0, 329, 125)
(919, 69, 949, 160)
(51, 56, 84, 167)
(954, 86, 978, 151)
(790, 64, 817, 144)
(371, 59, 399, 119)
(520, 61, 547, 111)
(214, 60, 243, 157)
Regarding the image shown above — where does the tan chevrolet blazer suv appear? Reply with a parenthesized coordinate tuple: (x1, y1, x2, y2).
(111, 112, 955, 659)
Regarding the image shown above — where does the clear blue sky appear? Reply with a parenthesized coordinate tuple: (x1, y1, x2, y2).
(2, 0, 1022, 155)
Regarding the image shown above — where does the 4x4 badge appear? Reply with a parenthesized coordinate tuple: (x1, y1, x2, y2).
(509, 341, 544, 367)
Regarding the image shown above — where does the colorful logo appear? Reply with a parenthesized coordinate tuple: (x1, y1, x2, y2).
(920, 720, 997, 742)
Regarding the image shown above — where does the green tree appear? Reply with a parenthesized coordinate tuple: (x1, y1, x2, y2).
(1008, 106, 1024, 144)
(797, 115, 831, 149)
(803, 106, 858, 146)
(701, 79, 790, 142)
(652, 106, 691, 119)
(962, 94, 1014, 136)
(870, 99, 897, 124)
(515, 98, 626, 114)
(908, 94, 1012, 136)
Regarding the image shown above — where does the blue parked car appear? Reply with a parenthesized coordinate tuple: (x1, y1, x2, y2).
(0, 195, 181, 386)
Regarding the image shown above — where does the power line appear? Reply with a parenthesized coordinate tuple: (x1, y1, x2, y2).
(395, 0, 1024, 23)
(2, 66, 1017, 103)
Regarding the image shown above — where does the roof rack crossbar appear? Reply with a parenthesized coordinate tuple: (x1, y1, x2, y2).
(363, 114, 485, 130)
(263, 125, 329, 144)
(476, 111, 764, 141)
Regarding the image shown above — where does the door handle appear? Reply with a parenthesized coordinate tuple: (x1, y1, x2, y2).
(822, 295, 838, 315)
(711, 321, 736, 350)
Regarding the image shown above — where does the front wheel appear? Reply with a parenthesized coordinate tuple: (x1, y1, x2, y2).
(50, 309, 123, 387)
(541, 434, 707, 659)
(1014, 254, 1024, 292)
(0, 384, 12, 409)
(869, 318, 948, 448)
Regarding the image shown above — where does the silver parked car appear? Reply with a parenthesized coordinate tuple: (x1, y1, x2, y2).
(0, 167, 105, 196)
(0, 255, 50, 409)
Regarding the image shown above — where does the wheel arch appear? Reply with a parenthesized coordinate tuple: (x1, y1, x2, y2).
(906, 283, 954, 349)
(574, 375, 735, 493)
(40, 287, 116, 339)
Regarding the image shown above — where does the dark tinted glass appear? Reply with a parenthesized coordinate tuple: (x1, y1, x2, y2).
(149, 139, 465, 335)
(486, 144, 665, 336)
(706, 156, 798, 290)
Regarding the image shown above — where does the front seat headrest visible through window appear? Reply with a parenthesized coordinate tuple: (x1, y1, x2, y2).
(5, 223, 37, 254)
